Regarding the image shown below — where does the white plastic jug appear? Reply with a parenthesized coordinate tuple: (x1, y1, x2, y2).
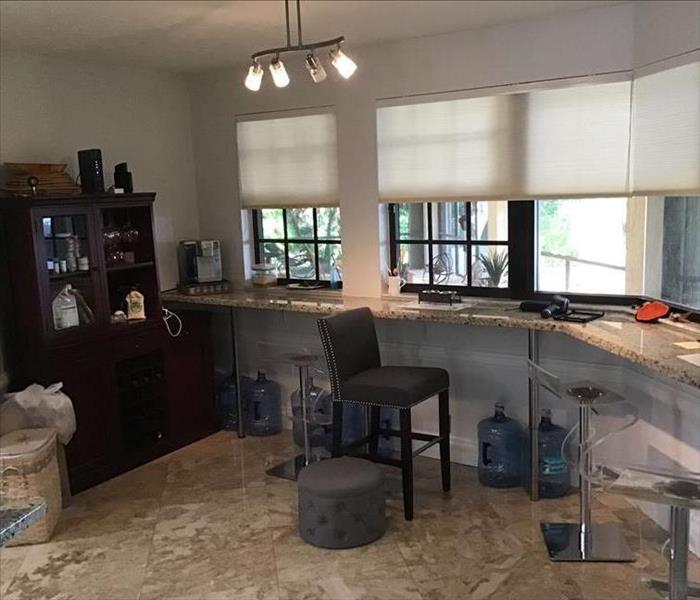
(51, 285, 79, 330)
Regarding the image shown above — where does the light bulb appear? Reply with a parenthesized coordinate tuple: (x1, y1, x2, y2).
(329, 47, 357, 79)
(305, 53, 327, 83)
(244, 61, 263, 91)
(269, 58, 290, 88)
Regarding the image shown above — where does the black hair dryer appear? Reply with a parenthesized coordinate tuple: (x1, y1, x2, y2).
(541, 295, 570, 319)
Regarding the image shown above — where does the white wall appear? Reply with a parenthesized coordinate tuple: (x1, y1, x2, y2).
(0, 51, 200, 289)
(187, 2, 636, 296)
(633, 0, 700, 67)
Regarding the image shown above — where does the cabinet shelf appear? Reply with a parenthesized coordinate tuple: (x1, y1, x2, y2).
(49, 270, 91, 281)
(106, 261, 154, 273)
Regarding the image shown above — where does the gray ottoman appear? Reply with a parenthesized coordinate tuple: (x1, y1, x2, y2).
(297, 457, 386, 549)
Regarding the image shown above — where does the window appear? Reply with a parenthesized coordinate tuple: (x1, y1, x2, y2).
(252, 207, 342, 286)
(387, 197, 700, 315)
(533, 196, 700, 311)
(536, 198, 628, 295)
(388, 201, 510, 293)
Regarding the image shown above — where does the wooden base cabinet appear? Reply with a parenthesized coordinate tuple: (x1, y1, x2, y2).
(1, 194, 216, 493)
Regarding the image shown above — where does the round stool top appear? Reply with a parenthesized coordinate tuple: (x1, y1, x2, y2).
(564, 381, 624, 406)
(284, 353, 321, 368)
(298, 457, 384, 499)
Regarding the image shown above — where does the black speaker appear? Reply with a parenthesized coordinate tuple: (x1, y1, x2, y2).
(78, 149, 105, 194)
(114, 162, 133, 193)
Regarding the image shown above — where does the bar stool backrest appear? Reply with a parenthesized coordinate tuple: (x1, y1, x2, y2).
(527, 360, 563, 398)
(318, 308, 381, 401)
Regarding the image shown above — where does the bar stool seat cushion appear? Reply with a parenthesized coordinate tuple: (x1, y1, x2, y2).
(339, 366, 448, 408)
(298, 457, 386, 549)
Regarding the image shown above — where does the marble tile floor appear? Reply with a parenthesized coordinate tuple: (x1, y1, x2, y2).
(1, 431, 698, 600)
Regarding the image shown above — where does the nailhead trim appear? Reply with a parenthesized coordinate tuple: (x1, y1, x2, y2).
(318, 318, 342, 401)
(317, 317, 447, 411)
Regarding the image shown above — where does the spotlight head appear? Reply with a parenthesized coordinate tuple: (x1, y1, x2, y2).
(305, 53, 327, 83)
(244, 60, 263, 91)
(329, 46, 357, 79)
(269, 57, 290, 88)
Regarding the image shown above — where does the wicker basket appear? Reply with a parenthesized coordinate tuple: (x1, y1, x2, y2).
(0, 428, 62, 545)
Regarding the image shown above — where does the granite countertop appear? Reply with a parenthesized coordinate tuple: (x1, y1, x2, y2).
(162, 288, 700, 390)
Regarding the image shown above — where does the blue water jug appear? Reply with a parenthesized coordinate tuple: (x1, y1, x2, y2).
(538, 408, 570, 498)
(245, 370, 282, 436)
(216, 375, 238, 431)
(309, 401, 366, 454)
(478, 402, 524, 488)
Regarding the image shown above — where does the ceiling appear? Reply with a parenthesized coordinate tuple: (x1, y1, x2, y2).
(0, 1, 624, 73)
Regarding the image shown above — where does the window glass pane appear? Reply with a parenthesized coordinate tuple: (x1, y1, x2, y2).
(397, 204, 428, 240)
(472, 201, 508, 241)
(432, 202, 467, 241)
(433, 244, 469, 285)
(288, 243, 316, 279)
(261, 209, 284, 239)
(536, 199, 626, 294)
(261, 242, 285, 276)
(317, 207, 341, 239)
(654, 196, 700, 310)
(473, 246, 509, 288)
(397, 243, 429, 284)
(286, 208, 314, 239)
(318, 243, 342, 280)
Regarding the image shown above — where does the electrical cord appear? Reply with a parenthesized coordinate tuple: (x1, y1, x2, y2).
(162, 307, 182, 337)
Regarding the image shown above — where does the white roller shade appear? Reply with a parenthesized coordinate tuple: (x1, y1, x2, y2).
(377, 78, 632, 202)
(525, 81, 632, 198)
(237, 112, 339, 208)
(377, 95, 515, 202)
(631, 54, 700, 196)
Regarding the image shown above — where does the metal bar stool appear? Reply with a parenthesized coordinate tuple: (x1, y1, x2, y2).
(318, 307, 451, 521)
(267, 351, 329, 481)
(529, 361, 637, 562)
(595, 464, 700, 599)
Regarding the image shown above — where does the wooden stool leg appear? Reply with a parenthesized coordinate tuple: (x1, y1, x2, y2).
(439, 389, 451, 492)
(332, 401, 344, 458)
(400, 409, 414, 521)
(368, 406, 380, 457)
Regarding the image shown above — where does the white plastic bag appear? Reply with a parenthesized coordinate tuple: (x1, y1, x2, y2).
(0, 382, 76, 444)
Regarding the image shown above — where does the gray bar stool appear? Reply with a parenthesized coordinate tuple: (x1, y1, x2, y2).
(318, 307, 451, 521)
(529, 361, 637, 562)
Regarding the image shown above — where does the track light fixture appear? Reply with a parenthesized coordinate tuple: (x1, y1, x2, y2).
(269, 56, 290, 88)
(329, 47, 357, 79)
(305, 53, 327, 83)
(245, 60, 263, 91)
(244, 0, 357, 91)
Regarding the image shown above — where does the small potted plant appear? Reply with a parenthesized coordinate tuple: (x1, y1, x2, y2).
(478, 248, 508, 287)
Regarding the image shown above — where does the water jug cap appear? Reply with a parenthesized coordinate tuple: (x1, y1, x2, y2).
(493, 402, 506, 420)
(541, 408, 552, 419)
(257, 370, 267, 382)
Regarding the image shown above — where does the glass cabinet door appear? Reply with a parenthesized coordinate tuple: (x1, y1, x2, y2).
(36, 207, 105, 336)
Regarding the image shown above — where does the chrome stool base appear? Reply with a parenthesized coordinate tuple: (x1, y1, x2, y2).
(266, 453, 307, 481)
(541, 522, 635, 562)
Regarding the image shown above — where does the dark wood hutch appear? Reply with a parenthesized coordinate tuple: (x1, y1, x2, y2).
(0, 192, 216, 492)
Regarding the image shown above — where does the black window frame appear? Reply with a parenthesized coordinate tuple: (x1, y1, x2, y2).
(388, 200, 700, 314)
(252, 207, 342, 288)
(388, 201, 523, 298)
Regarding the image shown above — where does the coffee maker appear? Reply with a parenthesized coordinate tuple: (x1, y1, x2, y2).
(177, 240, 223, 284)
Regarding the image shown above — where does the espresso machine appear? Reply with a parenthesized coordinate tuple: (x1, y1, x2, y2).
(177, 240, 229, 294)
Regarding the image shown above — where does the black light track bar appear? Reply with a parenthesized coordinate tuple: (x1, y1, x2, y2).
(251, 36, 345, 61)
